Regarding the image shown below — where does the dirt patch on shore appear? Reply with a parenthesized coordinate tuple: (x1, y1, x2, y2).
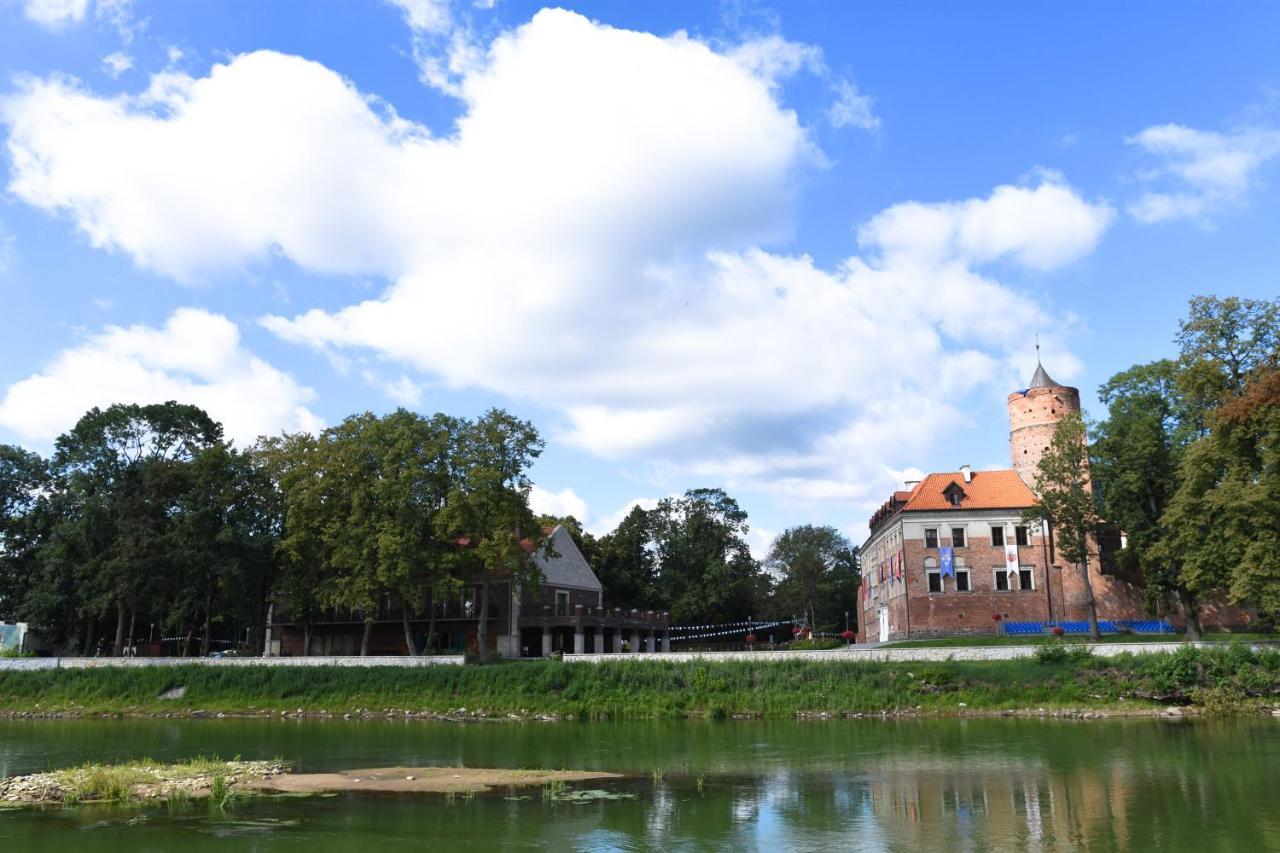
(243, 766, 622, 795)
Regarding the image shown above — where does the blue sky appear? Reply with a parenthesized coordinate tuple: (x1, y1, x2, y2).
(1, 0, 1279, 553)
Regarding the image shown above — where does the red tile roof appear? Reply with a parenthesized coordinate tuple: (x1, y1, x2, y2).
(900, 470, 1036, 511)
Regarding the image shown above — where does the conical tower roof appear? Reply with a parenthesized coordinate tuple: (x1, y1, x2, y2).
(1029, 359, 1059, 388)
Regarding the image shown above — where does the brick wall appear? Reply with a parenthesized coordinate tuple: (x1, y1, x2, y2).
(1008, 385, 1082, 488)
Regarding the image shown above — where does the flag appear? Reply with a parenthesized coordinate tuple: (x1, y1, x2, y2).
(939, 546, 955, 578)
(1005, 544, 1019, 575)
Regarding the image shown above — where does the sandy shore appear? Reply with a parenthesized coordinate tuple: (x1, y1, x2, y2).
(243, 766, 622, 795)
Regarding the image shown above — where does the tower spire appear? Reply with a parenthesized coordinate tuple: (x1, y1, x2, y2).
(1028, 335, 1058, 388)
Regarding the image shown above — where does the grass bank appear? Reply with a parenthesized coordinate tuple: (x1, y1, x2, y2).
(2, 645, 1278, 719)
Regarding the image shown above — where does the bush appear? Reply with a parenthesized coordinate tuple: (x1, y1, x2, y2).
(787, 638, 842, 651)
(1035, 644, 1070, 664)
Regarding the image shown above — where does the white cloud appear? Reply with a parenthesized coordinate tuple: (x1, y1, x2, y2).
(0, 9, 1107, 511)
(361, 370, 423, 406)
(859, 174, 1113, 270)
(0, 220, 14, 275)
(529, 485, 589, 521)
(386, 0, 485, 96)
(729, 35, 879, 133)
(386, 0, 452, 34)
(1127, 123, 1280, 223)
(0, 309, 322, 446)
(826, 78, 878, 131)
(24, 0, 135, 40)
(730, 35, 822, 83)
(23, 0, 89, 29)
(101, 51, 133, 78)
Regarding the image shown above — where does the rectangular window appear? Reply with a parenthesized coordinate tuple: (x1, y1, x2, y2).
(955, 568, 971, 592)
(925, 528, 938, 549)
(990, 527, 1005, 547)
(1015, 526, 1030, 547)
(994, 569, 1010, 592)
(555, 590, 570, 617)
(1019, 568, 1034, 590)
(927, 571, 942, 593)
(951, 527, 966, 548)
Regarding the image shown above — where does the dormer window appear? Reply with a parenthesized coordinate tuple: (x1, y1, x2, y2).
(943, 481, 966, 507)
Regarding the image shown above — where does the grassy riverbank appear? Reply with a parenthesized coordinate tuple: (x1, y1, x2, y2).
(2, 645, 1278, 719)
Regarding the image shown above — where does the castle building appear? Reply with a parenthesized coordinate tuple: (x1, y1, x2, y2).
(856, 358, 1160, 642)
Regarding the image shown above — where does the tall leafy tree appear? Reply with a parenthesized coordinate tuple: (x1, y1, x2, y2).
(648, 488, 766, 625)
(169, 445, 281, 655)
(271, 410, 465, 656)
(0, 446, 50, 625)
(1151, 295, 1280, 621)
(49, 403, 222, 655)
(437, 409, 545, 663)
(1092, 360, 1204, 635)
(1027, 413, 1102, 641)
(591, 505, 658, 608)
(766, 525, 859, 632)
(1175, 295, 1279, 428)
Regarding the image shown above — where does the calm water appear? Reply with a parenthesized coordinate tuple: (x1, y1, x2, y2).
(0, 717, 1276, 851)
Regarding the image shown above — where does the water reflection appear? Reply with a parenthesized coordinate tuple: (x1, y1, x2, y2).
(1, 718, 1278, 851)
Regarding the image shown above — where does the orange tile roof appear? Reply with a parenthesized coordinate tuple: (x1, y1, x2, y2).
(900, 469, 1036, 512)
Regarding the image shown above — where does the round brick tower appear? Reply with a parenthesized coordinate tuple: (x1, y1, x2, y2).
(1008, 357, 1081, 488)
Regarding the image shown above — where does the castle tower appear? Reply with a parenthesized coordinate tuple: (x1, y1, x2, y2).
(1008, 351, 1081, 489)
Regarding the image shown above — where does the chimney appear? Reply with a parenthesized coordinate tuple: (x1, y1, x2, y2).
(904, 480, 920, 491)
(960, 464, 971, 483)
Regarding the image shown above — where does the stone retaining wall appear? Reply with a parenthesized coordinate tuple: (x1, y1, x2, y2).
(562, 642, 1207, 663)
(0, 655, 464, 670)
(0, 641, 1261, 670)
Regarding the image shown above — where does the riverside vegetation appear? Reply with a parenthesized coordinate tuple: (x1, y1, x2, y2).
(2, 645, 1279, 719)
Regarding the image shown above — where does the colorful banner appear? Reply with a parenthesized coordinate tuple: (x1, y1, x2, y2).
(939, 546, 954, 578)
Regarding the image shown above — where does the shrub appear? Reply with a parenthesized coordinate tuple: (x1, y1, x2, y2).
(1035, 644, 1070, 664)
(788, 638, 841, 651)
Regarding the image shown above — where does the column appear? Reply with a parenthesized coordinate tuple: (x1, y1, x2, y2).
(573, 629, 584, 655)
(631, 630, 642, 654)
(541, 627, 552, 657)
(661, 632, 670, 653)
(612, 629, 623, 653)
(645, 633, 656, 654)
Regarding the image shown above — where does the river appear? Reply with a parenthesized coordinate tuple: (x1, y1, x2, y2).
(0, 717, 1275, 851)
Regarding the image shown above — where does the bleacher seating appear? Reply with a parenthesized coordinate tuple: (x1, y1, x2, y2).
(1001, 619, 1174, 636)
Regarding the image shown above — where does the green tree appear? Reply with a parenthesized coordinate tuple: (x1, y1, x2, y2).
(591, 505, 658, 608)
(648, 488, 766, 625)
(766, 525, 859, 632)
(48, 403, 223, 655)
(1158, 366, 1280, 616)
(1092, 360, 1204, 635)
(436, 409, 546, 664)
(271, 410, 465, 656)
(1149, 295, 1280, 621)
(1027, 413, 1102, 641)
(168, 445, 281, 655)
(0, 446, 50, 625)
(1175, 295, 1280, 428)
